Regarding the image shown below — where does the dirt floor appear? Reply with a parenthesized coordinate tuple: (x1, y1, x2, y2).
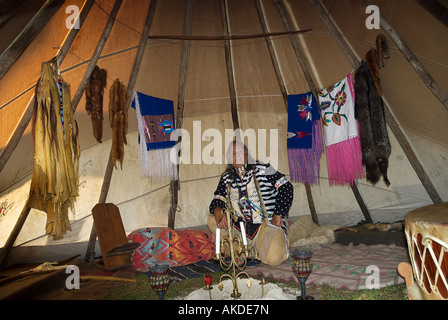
(0, 259, 138, 300)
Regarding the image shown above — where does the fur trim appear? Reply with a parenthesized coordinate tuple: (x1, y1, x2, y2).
(85, 65, 107, 143)
(109, 78, 128, 169)
(355, 61, 391, 187)
(365, 34, 389, 98)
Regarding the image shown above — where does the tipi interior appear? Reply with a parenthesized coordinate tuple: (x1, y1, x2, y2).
(0, 0, 447, 300)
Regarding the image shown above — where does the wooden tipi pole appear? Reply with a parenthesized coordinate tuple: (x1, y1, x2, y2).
(0, 0, 123, 269)
(357, 0, 448, 111)
(254, 0, 320, 225)
(0, 0, 97, 269)
(84, 0, 159, 261)
(274, 0, 373, 223)
(220, 0, 241, 136)
(0, 0, 96, 173)
(415, 0, 448, 29)
(0, 0, 64, 80)
(310, 0, 442, 203)
(168, 0, 193, 230)
(71, 0, 124, 111)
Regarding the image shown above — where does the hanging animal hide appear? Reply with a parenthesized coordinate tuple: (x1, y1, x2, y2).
(376, 33, 390, 67)
(28, 61, 80, 239)
(365, 33, 390, 97)
(354, 61, 391, 187)
(109, 78, 128, 169)
(85, 65, 107, 143)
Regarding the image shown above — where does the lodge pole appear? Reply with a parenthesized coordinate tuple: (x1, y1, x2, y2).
(310, 0, 442, 204)
(0, 0, 64, 80)
(254, 0, 320, 225)
(275, 0, 374, 224)
(0, 0, 96, 173)
(84, 0, 159, 261)
(0, 0, 96, 269)
(357, 0, 448, 111)
(168, 0, 193, 230)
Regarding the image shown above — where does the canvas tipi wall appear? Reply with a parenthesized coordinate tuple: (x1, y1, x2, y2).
(0, 0, 446, 266)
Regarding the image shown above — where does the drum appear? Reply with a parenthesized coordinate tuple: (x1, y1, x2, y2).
(404, 202, 448, 300)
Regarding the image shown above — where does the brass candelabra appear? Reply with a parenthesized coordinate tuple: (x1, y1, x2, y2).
(213, 204, 265, 299)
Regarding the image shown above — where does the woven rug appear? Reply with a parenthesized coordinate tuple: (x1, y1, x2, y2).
(163, 260, 222, 282)
(245, 243, 409, 290)
(162, 259, 261, 282)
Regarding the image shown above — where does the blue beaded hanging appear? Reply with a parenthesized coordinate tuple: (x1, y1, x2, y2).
(56, 77, 65, 138)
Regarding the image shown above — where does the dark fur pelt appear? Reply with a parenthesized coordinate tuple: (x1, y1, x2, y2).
(109, 78, 128, 169)
(365, 48, 382, 97)
(355, 61, 391, 187)
(85, 65, 108, 143)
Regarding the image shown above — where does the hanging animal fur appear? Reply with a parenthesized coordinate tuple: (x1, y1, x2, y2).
(365, 34, 390, 97)
(109, 78, 128, 169)
(85, 65, 107, 143)
(28, 61, 80, 239)
(354, 61, 391, 187)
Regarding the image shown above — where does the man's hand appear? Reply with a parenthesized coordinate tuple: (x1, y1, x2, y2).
(214, 207, 228, 229)
(271, 214, 282, 227)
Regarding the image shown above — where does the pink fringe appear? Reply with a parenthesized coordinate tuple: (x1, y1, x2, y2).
(288, 121, 324, 185)
(325, 135, 365, 186)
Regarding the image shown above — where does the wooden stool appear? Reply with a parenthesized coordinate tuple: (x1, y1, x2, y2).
(92, 203, 139, 270)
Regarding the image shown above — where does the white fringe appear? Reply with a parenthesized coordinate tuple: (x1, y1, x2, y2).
(133, 91, 178, 181)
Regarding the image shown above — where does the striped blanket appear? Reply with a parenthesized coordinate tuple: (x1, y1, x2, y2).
(245, 243, 408, 290)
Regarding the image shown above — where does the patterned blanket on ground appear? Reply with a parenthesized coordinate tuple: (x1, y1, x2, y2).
(245, 243, 409, 290)
(127, 228, 216, 272)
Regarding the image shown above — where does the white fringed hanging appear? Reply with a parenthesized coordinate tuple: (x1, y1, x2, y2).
(133, 91, 178, 181)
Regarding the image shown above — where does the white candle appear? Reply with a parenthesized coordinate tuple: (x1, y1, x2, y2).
(239, 221, 247, 245)
(215, 228, 221, 254)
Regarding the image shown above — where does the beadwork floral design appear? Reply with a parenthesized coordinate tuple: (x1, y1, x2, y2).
(318, 80, 348, 127)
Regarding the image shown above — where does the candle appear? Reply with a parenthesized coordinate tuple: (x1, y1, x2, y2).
(239, 221, 247, 245)
(215, 228, 221, 254)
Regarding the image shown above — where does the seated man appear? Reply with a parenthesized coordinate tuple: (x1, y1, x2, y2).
(208, 140, 294, 266)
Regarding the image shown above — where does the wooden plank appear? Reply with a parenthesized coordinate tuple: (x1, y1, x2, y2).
(310, 0, 442, 204)
(0, 0, 64, 80)
(84, 0, 159, 262)
(0, 0, 96, 173)
(357, 0, 448, 111)
(255, 0, 319, 225)
(92, 203, 131, 269)
(168, 0, 193, 230)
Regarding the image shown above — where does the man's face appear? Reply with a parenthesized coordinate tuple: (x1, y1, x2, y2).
(232, 143, 247, 168)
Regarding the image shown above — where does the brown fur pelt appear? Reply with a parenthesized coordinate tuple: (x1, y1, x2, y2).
(354, 61, 391, 187)
(376, 33, 390, 67)
(85, 65, 107, 143)
(365, 34, 389, 98)
(109, 78, 128, 169)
